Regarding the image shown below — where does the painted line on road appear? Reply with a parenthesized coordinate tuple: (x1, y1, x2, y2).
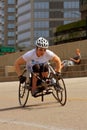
(0, 119, 73, 130)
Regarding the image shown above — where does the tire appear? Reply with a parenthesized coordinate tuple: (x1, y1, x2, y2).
(18, 69, 31, 107)
(19, 82, 29, 107)
(52, 76, 67, 106)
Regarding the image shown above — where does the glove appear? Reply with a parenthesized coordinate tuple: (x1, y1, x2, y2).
(18, 75, 26, 83)
(56, 72, 61, 79)
(56, 72, 61, 76)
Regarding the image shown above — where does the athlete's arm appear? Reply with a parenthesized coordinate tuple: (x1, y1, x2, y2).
(14, 56, 26, 77)
(51, 54, 61, 72)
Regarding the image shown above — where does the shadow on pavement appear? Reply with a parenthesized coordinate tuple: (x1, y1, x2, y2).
(0, 101, 60, 112)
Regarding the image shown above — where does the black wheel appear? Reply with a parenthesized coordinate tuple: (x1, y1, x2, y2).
(52, 76, 67, 106)
(19, 82, 29, 107)
(18, 69, 31, 107)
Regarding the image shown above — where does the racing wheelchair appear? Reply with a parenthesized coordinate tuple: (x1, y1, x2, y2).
(18, 63, 67, 107)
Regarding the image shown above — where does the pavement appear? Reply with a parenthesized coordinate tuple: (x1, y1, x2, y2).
(0, 77, 87, 130)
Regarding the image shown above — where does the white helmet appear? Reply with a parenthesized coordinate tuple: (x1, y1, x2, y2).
(35, 37, 49, 48)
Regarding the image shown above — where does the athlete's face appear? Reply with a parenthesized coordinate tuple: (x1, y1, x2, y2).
(76, 49, 80, 55)
(36, 47, 46, 57)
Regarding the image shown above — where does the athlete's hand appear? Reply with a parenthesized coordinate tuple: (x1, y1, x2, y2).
(18, 75, 26, 83)
(56, 72, 61, 79)
(56, 72, 61, 76)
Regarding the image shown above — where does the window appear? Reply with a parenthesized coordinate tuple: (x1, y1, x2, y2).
(34, 12, 49, 18)
(18, 0, 29, 6)
(64, 1, 79, 8)
(18, 13, 31, 23)
(8, 0, 15, 4)
(64, 20, 73, 24)
(8, 16, 15, 20)
(18, 32, 31, 41)
(34, 2, 49, 9)
(34, 21, 49, 28)
(64, 11, 80, 18)
(8, 24, 15, 28)
(18, 41, 31, 47)
(8, 8, 15, 12)
(8, 40, 15, 45)
(34, 30, 49, 37)
(8, 32, 15, 37)
(18, 23, 31, 32)
(18, 3, 31, 14)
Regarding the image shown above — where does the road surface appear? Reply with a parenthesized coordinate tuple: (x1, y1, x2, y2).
(0, 77, 87, 130)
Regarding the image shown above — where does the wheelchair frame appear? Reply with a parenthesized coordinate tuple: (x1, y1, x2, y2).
(18, 63, 67, 107)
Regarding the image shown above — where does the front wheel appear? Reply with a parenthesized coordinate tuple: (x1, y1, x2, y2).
(52, 76, 67, 106)
(19, 82, 29, 107)
(18, 69, 31, 107)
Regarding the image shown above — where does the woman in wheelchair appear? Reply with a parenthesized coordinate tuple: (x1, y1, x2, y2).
(14, 37, 62, 97)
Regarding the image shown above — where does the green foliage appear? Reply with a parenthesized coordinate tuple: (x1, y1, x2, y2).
(56, 20, 86, 33)
(54, 19, 87, 44)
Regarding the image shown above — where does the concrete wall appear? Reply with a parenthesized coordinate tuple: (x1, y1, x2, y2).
(49, 39, 87, 60)
(0, 40, 87, 66)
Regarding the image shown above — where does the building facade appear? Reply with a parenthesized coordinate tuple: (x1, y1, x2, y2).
(17, 0, 64, 48)
(0, 0, 17, 46)
(0, 0, 4, 45)
(4, 0, 17, 46)
(80, 0, 87, 20)
(17, 0, 81, 48)
(0, 0, 81, 48)
(63, 0, 80, 24)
